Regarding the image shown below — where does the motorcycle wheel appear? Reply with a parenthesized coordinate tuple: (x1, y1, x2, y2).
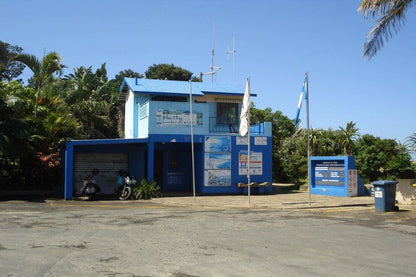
(119, 186, 131, 200)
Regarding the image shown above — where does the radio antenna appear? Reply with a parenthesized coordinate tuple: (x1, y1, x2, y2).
(226, 36, 236, 82)
(201, 20, 221, 83)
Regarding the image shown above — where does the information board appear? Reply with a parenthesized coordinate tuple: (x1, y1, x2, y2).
(238, 151, 263, 175)
(314, 160, 345, 186)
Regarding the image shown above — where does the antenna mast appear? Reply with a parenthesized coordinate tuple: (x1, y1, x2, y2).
(227, 36, 236, 82)
(201, 21, 221, 83)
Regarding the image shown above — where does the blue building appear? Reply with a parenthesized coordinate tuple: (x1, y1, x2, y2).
(64, 78, 272, 199)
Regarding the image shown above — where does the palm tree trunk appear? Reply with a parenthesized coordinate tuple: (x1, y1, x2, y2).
(35, 85, 41, 117)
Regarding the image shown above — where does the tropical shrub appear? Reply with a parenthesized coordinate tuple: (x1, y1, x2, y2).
(132, 178, 161, 200)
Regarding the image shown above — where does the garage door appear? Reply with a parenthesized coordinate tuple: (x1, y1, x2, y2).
(73, 153, 129, 195)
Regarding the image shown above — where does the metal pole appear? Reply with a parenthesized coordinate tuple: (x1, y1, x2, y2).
(247, 77, 251, 204)
(211, 49, 214, 83)
(305, 72, 311, 206)
(189, 81, 196, 201)
(211, 21, 215, 83)
(232, 36, 236, 82)
(226, 36, 236, 82)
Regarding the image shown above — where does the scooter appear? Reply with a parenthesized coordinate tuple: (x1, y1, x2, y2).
(116, 170, 136, 200)
(80, 169, 101, 200)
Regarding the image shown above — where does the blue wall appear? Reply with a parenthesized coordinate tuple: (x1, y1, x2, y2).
(64, 134, 272, 199)
(64, 139, 148, 199)
(198, 135, 272, 194)
(149, 134, 272, 194)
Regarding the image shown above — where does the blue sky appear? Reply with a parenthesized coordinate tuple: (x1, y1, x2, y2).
(2, 0, 415, 147)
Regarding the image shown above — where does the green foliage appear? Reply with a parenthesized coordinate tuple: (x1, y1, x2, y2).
(279, 130, 308, 183)
(0, 81, 41, 188)
(12, 51, 65, 116)
(406, 133, 416, 153)
(145, 63, 194, 81)
(0, 41, 25, 82)
(132, 178, 161, 200)
(338, 121, 359, 155)
(114, 69, 144, 83)
(0, 79, 82, 190)
(250, 105, 295, 182)
(62, 64, 120, 138)
(353, 134, 415, 183)
(278, 121, 415, 184)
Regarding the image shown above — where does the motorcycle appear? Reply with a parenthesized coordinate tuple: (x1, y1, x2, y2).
(80, 169, 101, 200)
(116, 170, 136, 200)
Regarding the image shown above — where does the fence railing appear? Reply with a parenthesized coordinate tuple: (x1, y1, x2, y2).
(209, 117, 265, 135)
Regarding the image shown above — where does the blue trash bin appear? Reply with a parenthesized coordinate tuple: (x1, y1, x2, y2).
(371, 180, 398, 212)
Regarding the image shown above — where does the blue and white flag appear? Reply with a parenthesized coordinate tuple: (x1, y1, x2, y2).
(294, 79, 307, 128)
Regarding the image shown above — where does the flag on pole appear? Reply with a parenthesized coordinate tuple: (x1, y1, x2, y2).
(294, 78, 307, 128)
(239, 78, 250, 136)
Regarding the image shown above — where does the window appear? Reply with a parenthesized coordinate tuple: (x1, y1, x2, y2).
(216, 103, 238, 124)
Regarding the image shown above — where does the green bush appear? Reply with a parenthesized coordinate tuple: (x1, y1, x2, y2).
(132, 178, 161, 200)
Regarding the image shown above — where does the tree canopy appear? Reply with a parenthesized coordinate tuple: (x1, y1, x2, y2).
(0, 41, 25, 82)
(145, 63, 199, 81)
(12, 51, 65, 116)
(354, 134, 415, 182)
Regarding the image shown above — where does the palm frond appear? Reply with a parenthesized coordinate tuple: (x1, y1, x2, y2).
(12, 54, 41, 76)
(405, 133, 416, 152)
(360, 0, 414, 59)
(41, 52, 65, 77)
(359, 0, 398, 17)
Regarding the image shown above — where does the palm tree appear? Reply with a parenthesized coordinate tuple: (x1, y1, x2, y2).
(63, 64, 118, 138)
(12, 52, 65, 116)
(308, 128, 321, 156)
(319, 137, 337, 156)
(406, 133, 416, 153)
(358, 0, 414, 59)
(338, 121, 359, 156)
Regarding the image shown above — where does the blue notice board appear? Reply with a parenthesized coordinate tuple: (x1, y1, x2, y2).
(310, 156, 364, 197)
(314, 160, 345, 186)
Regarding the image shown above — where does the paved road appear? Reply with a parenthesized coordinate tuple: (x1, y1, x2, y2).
(0, 195, 415, 276)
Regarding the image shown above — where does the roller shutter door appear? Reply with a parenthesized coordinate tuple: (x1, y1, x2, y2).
(73, 153, 128, 195)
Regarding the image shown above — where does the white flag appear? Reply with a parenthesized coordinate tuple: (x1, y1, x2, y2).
(239, 78, 250, 136)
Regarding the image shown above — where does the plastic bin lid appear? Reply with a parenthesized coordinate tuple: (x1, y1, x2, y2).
(371, 180, 398, 186)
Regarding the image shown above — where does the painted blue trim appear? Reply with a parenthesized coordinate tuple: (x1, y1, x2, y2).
(133, 98, 138, 137)
(63, 138, 149, 199)
(68, 138, 148, 146)
(147, 141, 154, 181)
(134, 91, 203, 97)
(149, 134, 205, 144)
(201, 91, 257, 97)
(64, 141, 74, 200)
(120, 79, 129, 92)
(121, 78, 248, 97)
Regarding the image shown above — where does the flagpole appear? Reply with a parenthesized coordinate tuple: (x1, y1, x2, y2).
(305, 72, 311, 206)
(189, 81, 196, 201)
(248, 107, 251, 204)
(239, 78, 251, 204)
(247, 78, 251, 204)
